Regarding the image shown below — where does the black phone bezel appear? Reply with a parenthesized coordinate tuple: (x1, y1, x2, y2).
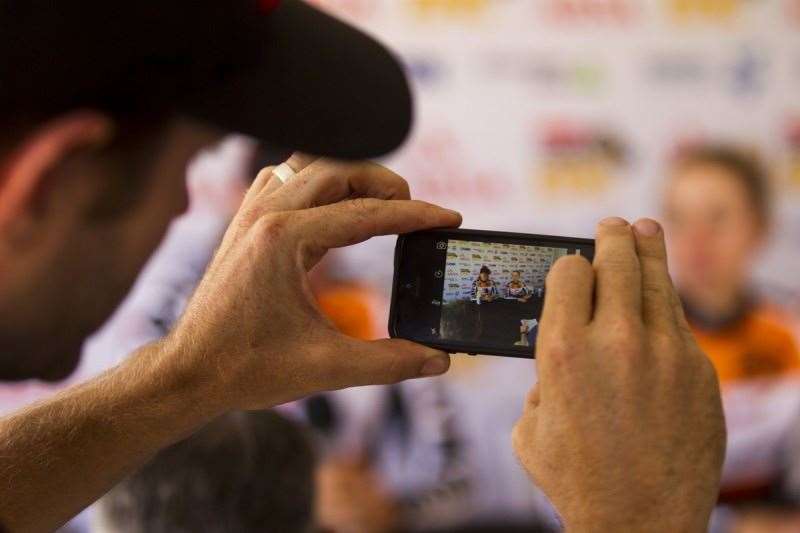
(388, 228, 595, 359)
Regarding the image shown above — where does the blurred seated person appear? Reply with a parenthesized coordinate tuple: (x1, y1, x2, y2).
(663, 144, 800, 384)
(97, 411, 315, 533)
(472, 266, 498, 303)
(505, 271, 531, 302)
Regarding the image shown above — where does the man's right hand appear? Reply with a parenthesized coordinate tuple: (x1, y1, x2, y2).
(512, 217, 726, 532)
(165, 155, 462, 411)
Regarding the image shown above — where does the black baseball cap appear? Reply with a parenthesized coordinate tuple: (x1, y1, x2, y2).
(0, 0, 413, 159)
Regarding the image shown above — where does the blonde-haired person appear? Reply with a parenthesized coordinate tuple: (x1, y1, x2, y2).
(663, 144, 800, 384)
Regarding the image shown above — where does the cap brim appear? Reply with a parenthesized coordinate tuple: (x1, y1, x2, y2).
(189, 0, 413, 160)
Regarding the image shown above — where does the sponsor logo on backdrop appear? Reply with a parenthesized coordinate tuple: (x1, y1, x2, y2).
(405, 54, 448, 88)
(407, 0, 489, 17)
(786, 118, 800, 190)
(531, 120, 628, 196)
(647, 52, 708, 83)
(393, 128, 511, 203)
(538, 0, 638, 25)
(730, 46, 766, 96)
(663, 0, 750, 23)
(482, 52, 606, 96)
(646, 46, 766, 97)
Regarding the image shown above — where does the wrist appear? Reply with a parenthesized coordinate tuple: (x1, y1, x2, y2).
(120, 337, 231, 434)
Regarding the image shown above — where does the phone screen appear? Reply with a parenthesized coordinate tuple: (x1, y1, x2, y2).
(390, 229, 594, 358)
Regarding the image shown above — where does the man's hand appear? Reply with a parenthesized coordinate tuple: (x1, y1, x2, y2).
(512, 217, 726, 532)
(168, 155, 461, 411)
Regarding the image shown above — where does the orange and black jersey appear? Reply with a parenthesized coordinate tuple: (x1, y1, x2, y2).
(686, 298, 800, 384)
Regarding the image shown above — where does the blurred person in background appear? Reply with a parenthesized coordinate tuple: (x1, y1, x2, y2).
(664, 144, 800, 530)
(98, 411, 316, 533)
(663, 144, 800, 383)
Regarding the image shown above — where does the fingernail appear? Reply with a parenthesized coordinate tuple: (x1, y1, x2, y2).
(600, 216, 629, 226)
(420, 355, 449, 376)
(446, 209, 462, 218)
(633, 218, 661, 236)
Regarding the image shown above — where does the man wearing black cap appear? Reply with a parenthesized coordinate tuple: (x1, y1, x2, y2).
(0, 1, 725, 531)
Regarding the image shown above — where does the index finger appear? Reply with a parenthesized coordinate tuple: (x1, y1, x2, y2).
(536, 254, 594, 381)
(298, 198, 461, 254)
(261, 160, 411, 211)
(540, 254, 595, 336)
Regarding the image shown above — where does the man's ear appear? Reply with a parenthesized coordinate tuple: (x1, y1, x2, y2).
(0, 110, 114, 240)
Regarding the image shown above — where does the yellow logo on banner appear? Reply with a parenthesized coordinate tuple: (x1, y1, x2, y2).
(538, 154, 619, 196)
(665, 0, 743, 22)
(788, 155, 800, 189)
(409, 0, 489, 16)
(786, 120, 800, 191)
(532, 123, 627, 197)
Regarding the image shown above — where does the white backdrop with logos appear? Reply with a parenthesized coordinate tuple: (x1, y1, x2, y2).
(310, 0, 800, 321)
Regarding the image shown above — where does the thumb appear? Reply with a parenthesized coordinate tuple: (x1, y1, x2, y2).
(329, 338, 451, 389)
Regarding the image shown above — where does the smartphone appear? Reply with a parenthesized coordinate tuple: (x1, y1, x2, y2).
(389, 228, 595, 358)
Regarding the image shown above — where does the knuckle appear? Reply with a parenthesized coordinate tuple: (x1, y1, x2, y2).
(348, 197, 379, 215)
(595, 252, 640, 276)
(286, 152, 318, 172)
(541, 335, 578, 364)
(641, 278, 670, 304)
(236, 208, 261, 230)
(648, 329, 679, 353)
(603, 318, 644, 355)
(638, 241, 667, 260)
(254, 165, 275, 185)
(254, 212, 290, 240)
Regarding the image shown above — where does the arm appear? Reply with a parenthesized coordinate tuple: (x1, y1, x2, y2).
(0, 157, 461, 532)
(0, 342, 223, 532)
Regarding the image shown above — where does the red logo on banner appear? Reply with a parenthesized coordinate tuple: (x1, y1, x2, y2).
(260, 0, 281, 14)
(541, 0, 636, 25)
(532, 120, 628, 197)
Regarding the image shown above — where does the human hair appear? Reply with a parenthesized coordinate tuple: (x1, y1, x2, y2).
(479, 266, 491, 275)
(672, 144, 771, 228)
(98, 410, 316, 533)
